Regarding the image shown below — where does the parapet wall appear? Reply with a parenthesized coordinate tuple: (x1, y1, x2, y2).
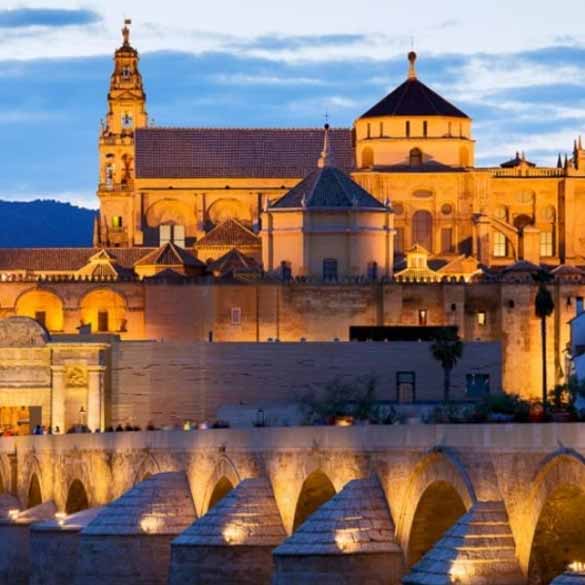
(109, 340, 501, 427)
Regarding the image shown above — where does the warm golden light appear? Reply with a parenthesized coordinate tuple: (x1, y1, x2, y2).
(8, 509, 20, 521)
(569, 561, 585, 572)
(334, 528, 358, 552)
(139, 515, 164, 534)
(55, 512, 67, 527)
(222, 523, 246, 545)
(449, 563, 466, 582)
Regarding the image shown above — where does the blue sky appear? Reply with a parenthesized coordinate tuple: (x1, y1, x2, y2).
(2, 1, 585, 208)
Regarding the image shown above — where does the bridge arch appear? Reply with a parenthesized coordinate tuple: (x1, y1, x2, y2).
(200, 456, 240, 516)
(65, 479, 89, 514)
(28, 473, 43, 509)
(292, 469, 336, 532)
(133, 452, 162, 485)
(397, 449, 475, 566)
(523, 450, 585, 581)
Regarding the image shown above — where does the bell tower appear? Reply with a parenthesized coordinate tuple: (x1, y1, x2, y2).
(96, 19, 148, 247)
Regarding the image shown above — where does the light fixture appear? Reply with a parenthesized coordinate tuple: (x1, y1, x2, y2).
(55, 512, 67, 527)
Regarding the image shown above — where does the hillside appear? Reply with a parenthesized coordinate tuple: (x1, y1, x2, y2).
(0, 200, 96, 247)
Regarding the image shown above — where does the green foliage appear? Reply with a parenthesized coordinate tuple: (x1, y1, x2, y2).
(535, 284, 555, 319)
(298, 375, 380, 424)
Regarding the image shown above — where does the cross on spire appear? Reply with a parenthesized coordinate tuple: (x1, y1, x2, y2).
(122, 19, 132, 46)
(317, 122, 334, 168)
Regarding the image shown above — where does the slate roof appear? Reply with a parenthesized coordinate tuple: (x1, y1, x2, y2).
(135, 128, 354, 179)
(552, 572, 585, 584)
(403, 501, 524, 585)
(173, 478, 286, 548)
(83, 472, 196, 536)
(196, 219, 261, 248)
(274, 477, 399, 556)
(271, 166, 386, 210)
(360, 78, 469, 120)
(501, 152, 536, 168)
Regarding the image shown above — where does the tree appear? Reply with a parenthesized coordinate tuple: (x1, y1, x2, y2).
(430, 330, 464, 403)
(533, 269, 555, 408)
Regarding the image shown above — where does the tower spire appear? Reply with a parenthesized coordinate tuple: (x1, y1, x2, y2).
(122, 18, 132, 47)
(317, 123, 334, 168)
(407, 51, 417, 80)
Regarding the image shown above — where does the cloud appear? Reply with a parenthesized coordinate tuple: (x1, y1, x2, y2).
(211, 73, 328, 86)
(0, 8, 101, 29)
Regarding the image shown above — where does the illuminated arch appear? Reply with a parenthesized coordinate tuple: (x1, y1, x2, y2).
(361, 147, 374, 168)
(208, 476, 234, 510)
(144, 199, 193, 229)
(522, 451, 585, 577)
(200, 456, 241, 515)
(207, 198, 252, 226)
(292, 470, 336, 532)
(134, 453, 162, 486)
(397, 450, 475, 565)
(409, 147, 423, 167)
(28, 473, 42, 509)
(15, 289, 64, 332)
(80, 288, 127, 333)
(65, 479, 89, 514)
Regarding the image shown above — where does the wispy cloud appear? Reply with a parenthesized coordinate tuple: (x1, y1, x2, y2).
(211, 73, 328, 86)
(0, 8, 101, 29)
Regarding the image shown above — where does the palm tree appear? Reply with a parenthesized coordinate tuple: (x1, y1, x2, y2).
(431, 330, 464, 403)
(533, 269, 555, 408)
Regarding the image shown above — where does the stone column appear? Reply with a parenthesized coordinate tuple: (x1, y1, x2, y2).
(87, 366, 105, 432)
(50, 366, 66, 434)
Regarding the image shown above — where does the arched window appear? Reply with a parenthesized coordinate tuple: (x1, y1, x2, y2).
(322, 258, 338, 281)
(412, 210, 433, 251)
(409, 148, 423, 167)
(361, 147, 374, 168)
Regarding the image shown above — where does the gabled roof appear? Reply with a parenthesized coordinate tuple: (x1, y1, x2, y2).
(360, 78, 469, 120)
(500, 152, 536, 168)
(196, 219, 260, 248)
(271, 166, 386, 210)
(207, 248, 261, 277)
(135, 127, 354, 179)
(134, 242, 204, 268)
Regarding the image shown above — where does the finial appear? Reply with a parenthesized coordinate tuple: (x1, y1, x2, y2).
(557, 153, 563, 169)
(564, 154, 569, 170)
(579, 135, 583, 150)
(317, 123, 334, 168)
(122, 18, 132, 46)
(521, 151, 526, 162)
(408, 51, 417, 80)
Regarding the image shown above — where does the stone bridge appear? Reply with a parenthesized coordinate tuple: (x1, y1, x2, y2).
(0, 424, 584, 584)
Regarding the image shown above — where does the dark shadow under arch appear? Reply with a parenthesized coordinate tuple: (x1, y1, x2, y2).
(66, 479, 89, 515)
(528, 484, 585, 583)
(208, 476, 234, 510)
(407, 480, 466, 566)
(293, 470, 336, 532)
(28, 473, 42, 509)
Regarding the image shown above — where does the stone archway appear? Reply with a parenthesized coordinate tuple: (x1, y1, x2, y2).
(28, 473, 42, 508)
(292, 470, 336, 532)
(396, 450, 475, 565)
(65, 479, 89, 514)
(522, 452, 585, 582)
(15, 289, 64, 332)
(80, 287, 127, 334)
(133, 453, 162, 486)
(208, 476, 234, 510)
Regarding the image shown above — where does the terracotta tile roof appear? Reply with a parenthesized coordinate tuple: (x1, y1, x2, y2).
(207, 248, 261, 277)
(271, 166, 386, 210)
(0, 248, 150, 272)
(360, 78, 469, 119)
(196, 219, 260, 248)
(134, 242, 204, 267)
(135, 127, 354, 179)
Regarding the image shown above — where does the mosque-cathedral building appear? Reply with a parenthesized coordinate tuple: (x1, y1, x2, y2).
(2, 22, 585, 409)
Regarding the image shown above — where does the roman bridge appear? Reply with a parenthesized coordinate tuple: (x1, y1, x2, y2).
(0, 424, 584, 584)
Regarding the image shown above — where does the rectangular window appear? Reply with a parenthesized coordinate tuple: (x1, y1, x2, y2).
(112, 216, 123, 229)
(406, 121, 411, 137)
(394, 228, 405, 255)
(396, 371, 416, 403)
(540, 231, 554, 257)
(159, 224, 171, 246)
(97, 311, 109, 333)
(423, 120, 428, 137)
(466, 374, 490, 398)
(418, 309, 428, 326)
(367, 123, 371, 138)
(231, 307, 242, 326)
(477, 311, 487, 326)
(379, 122, 384, 137)
(441, 228, 454, 253)
(493, 232, 507, 257)
(323, 258, 338, 281)
(34, 311, 46, 328)
(173, 224, 186, 248)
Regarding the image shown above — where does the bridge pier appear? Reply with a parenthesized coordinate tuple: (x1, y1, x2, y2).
(0, 501, 56, 585)
(273, 477, 404, 584)
(402, 501, 524, 585)
(30, 507, 103, 585)
(74, 472, 196, 585)
(170, 477, 286, 584)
